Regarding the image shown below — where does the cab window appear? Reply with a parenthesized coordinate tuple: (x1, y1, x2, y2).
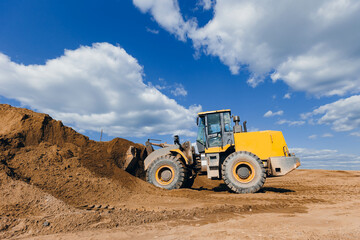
(207, 113, 222, 147)
(196, 116, 206, 145)
(224, 112, 232, 132)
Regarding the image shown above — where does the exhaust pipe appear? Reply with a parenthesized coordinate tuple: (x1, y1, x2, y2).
(243, 121, 247, 132)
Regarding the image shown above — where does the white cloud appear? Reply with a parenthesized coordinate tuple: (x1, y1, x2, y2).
(322, 133, 333, 138)
(248, 127, 259, 132)
(197, 0, 214, 10)
(308, 134, 317, 139)
(264, 110, 283, 118)
(0, 43, 201, 137)
(271, 45, 360, 97)
(146, 27, 159, 34)
(302, 95, 360, 132)
(133, 0, 196, 41)
(134, 0, 360, 96)
(316, 0, 360, 22)
(154, 84, 166, 90)
(171, 84, 187, 96)
(309, 133, 335, 139)
(150, 79, 188, 96)
(291, 147, 360, 170)
(350, 132, 360, 137)
(283, 93, 291, 99)
(277, 119, 305, 126)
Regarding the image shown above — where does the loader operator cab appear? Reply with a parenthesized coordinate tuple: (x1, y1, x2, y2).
(196, 110, 234, 153)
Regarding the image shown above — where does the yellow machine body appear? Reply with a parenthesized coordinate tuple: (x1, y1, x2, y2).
(204, 131, 289, 160)
(234, 130, 289, 160)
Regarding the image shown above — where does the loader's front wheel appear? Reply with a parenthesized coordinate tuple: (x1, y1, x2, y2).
(146, 155, 186, 190)
(222, 151, 266, 193)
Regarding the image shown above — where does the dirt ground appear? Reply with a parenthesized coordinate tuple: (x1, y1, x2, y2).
(1, 105, 360, 240)
(4, 170, 360, 240)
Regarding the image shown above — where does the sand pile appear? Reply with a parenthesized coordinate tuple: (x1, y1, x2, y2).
(0, 104, 156, 209)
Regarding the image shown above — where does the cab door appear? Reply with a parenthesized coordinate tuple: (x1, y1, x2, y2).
(221, 111, 234, 146)
(206, 113, 223, 148)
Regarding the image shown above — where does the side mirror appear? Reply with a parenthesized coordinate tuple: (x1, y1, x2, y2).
(196, 116, 199, 126)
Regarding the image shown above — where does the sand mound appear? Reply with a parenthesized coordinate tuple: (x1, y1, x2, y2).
(0, 104, 156, 209)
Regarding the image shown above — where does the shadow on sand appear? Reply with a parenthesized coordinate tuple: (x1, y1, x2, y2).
(191, 185, 295, 193)
(258, 187, 295, 193)
(191, 184, 228, 192)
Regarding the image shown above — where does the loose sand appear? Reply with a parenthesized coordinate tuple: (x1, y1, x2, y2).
(1, 105, 359, 240)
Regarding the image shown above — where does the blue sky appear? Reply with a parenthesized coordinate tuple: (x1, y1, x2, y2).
(1, 0, 360, 170)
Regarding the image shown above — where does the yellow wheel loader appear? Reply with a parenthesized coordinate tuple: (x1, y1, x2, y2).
(144, 109, 300, 193)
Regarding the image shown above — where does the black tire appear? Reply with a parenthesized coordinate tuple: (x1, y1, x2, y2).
(146, 155, 186, 190)
(222, 151, 266, 193)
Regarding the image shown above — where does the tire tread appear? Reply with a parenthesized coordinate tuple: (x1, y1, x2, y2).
(221, 151, 266, 193)
(146, 155, 186, 190)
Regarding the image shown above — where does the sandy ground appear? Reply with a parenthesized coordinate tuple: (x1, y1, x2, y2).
(27, 201, 360, 240)
(15, 169, 360, 240)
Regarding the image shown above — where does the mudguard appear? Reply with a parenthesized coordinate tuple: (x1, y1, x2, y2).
(144, 145, 179, 170)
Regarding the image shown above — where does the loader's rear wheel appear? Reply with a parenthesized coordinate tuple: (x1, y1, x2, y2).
(146, 155, 186, 190)
(222, 151, 266, 193)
